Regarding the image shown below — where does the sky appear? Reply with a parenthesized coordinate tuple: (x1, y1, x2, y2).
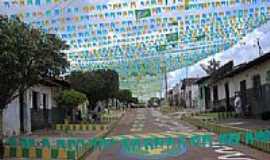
(1, 0, 270, 99)
(166, 20, 270, 90)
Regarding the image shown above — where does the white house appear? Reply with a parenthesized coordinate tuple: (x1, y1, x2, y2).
(183, 78, 200, 109)
(197, 52, 270, 116)
(1, 79, 69, 136)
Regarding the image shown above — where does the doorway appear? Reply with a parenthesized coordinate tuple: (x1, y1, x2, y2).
(204, 86, 210, 109)
(43, 94, 49, 127)
(224, 83, 230, 111)
(240, 80, 247, 113)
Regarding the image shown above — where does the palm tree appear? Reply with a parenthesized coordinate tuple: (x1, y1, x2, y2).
(200, 58, 220, 75)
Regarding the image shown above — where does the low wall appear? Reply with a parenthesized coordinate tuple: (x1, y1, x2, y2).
(184, 116, 270, 153)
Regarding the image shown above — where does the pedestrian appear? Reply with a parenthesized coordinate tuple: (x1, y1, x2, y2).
(234, 92, 242, 117)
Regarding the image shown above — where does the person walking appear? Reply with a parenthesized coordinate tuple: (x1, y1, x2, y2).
(234, 92, 242, 117)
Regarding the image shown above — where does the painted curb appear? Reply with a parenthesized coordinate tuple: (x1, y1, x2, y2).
(183, 117, 270, 153)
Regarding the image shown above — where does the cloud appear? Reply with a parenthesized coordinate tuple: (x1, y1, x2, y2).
(167, 21, 270, 89)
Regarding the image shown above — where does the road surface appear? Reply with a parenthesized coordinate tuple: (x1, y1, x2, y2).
(86, 108, 270, 160)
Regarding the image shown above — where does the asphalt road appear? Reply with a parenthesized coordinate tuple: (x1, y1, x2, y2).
(86, 108, 270, 160)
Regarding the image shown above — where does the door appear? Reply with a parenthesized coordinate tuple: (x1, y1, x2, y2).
(189, 90, 192, 108)
(253, 75, 262, 114)
(204, 86, 210, 109)
(225, 83, 230, 111)
(43, 94, 49, 127)
(240, 80, 247, 113)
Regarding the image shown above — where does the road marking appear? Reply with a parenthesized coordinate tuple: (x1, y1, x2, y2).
(147, 133, 167, 138)
(212, 143, 256, 160)
(160, 133, 180, 138)
(112, 131, 213, 141)
(130, 111, 145, 132)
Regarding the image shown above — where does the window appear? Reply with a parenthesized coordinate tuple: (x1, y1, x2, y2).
(213, 85, 218, 101)
(253, 74, 261, 89)
(266, 70, 270, 82)
(253, 74, 262, 97)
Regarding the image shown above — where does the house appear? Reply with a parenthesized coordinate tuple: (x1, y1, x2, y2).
(167, 84, 180, 106)
(180, 78, 200, 109)
(168, 78, 200, 109)
(196, 61, 234, 112)
(2, 78, 69, 136)
(196, 76, 211, 111)
(197, 52, 270, 117)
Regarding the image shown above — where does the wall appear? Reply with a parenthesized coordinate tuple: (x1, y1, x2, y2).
(198, 84, 207, 111)
(185, 84, 199, 108)
(209, 59, 270, 115)
(2, 97, 20, 136)
(213, 60, 270, 101)
(1, 84, 61, 135)
(29, 85, 53, 131)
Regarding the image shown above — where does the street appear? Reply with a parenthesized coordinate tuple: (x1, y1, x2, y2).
(1, 1, 270, 160)
(86, 108, 270, 160)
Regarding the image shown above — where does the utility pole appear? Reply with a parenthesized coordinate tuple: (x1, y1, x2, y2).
(257, 38, 263, 56)
(164, 64, 168, 100)
(160, 62, 168, 100)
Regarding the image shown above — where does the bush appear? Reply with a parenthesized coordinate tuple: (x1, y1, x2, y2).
(56, 89, 87, 107)
(261, 111, 270, 120)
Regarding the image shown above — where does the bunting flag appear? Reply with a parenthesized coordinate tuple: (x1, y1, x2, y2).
(166, 32, 179, 42)
(135, 9, 151, 19)
(1, 0, 270, 96)
(184, 0, 189, 9)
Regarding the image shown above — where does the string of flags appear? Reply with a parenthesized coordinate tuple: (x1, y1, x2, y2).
(1, 0, 270, 95)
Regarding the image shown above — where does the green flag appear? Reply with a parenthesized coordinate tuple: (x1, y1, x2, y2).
(156, 44, 167, 51)
(135, 9, 151, 19)
(166, 32, 179, 42)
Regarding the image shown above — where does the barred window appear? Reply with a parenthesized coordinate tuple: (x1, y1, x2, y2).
(266, 70, 270, 82)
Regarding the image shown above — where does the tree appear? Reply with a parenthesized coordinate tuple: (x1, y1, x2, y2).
(68, 69, 119, 109)
(0, 16, 69, 109)
(115, 89, 133, 107)
(56, 89, 87, 107)
(200, 58, 220, 75)
(131, 97, 139, 104)
(56, 89, 87, 122)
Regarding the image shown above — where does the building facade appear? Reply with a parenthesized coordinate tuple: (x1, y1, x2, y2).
(169, 78, 200, 109)
(181, 78, 199, 109)
(197, 52, 270, 117)
(2, 79, 69, 136)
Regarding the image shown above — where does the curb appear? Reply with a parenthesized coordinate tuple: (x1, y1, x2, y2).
(79, 112, 125, 159)
(183, 117, 270, 153)
(55, 124, 110, 132)
(3, 113, 125, 160)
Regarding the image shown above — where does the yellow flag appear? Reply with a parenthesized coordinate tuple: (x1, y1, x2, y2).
(184, 0, 189, 9)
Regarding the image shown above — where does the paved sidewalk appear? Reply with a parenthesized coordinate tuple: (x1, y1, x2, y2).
(217, 118, 270, 130)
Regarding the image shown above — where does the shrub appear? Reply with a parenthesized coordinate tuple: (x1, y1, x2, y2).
(261, 111, 270, 120)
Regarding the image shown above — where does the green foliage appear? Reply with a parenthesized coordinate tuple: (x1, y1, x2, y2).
(68, 69, 119, 108)
(116, 89, 133, 103)
(56, 90, 87, 107)
(148, 97, 160, 107)
(0, 16, 69, 109)
(131, 97, 139, 104)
